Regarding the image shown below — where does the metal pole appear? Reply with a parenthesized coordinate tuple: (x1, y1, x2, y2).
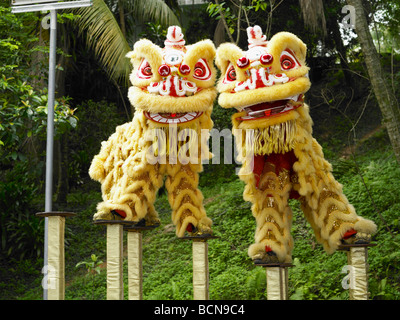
(43, 9, 57, 300)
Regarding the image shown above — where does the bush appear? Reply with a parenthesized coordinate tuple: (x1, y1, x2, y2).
(67, 99, 127, 189)
(0, 162, 43, 259)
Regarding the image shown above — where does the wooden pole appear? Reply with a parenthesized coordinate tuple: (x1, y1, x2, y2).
(254, 262, 292, 300)
(127, 230, 143, 300)
(180, 235, 217, 300)
(192, 239, 209, 300)
(106, 223, 124, 300)
(348, 246, 368, 300)
(266, 266, 289, 300)
(339, 243, 375, 300)
(36, 212, 75, 300)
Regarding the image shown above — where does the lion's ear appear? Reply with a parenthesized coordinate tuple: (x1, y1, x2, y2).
(268, 32, 307, 66)
(183, 39, 217, 88)
(215, 42, 244, 76)
(131, 39, 163, 70)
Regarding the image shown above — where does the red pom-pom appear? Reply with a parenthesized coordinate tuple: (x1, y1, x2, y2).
(158, 64, 171, 77)
(237, 56, 250, 69)
(179, 64, 190, 75)
(260, 53, 273, 66)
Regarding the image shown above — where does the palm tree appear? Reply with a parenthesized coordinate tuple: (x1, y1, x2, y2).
(72, 0, 180, 85)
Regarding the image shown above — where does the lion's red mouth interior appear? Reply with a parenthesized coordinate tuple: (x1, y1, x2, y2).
(238, 95, 303, 121)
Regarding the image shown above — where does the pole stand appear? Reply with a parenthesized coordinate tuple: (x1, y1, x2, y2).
(254, 262, 293, 300)
(339, 243, 376, 300)
(36, 211, 76, 300)
(93, 220, 134, 300)
(180, 235, 218, 300)
(124, 224, 159, 300)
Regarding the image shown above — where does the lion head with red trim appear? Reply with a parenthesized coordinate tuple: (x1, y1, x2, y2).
(126, 26, 216, 125)
(216, 26, 311, 125)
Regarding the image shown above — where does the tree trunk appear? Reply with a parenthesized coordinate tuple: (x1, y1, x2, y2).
(347, 0, 400, 164)
(118, 0, 126, 38)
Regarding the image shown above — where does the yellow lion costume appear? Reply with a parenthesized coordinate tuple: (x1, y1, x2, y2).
(216, 26, 376, 263)
(89, 26, 216, 238)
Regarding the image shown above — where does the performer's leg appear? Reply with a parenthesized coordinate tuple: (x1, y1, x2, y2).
(165, 163, 212, 237)
(299, 186, 376, 253)
(294, 141, 376, 253)
(94, 162, 163, 225)
(248, 154, 294, 264)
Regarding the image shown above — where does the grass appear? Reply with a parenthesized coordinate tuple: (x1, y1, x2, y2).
(1, 129, 400, 300)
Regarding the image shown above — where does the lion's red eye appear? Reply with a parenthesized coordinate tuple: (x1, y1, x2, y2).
(194, 63, 205, 77)
(143, 63, 153, 76)
(226, 66, 236, 81)
(193, 59, 211, 80)
(137, 59, 153, 79)
(280, 50, 300, 70)
(281, 57, 295, 70)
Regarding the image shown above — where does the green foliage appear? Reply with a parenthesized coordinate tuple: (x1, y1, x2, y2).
(67, 99, 127, 189)
(1, 0, 400, 301)
(76, 254, 104, 300)
(140, 22, 168, 47)
(207, 2, 236, 34)
(76, 254, 103, 275)
(0, 2, 78, 261)
(0, 161, 43, 259)
(0, 77, 77, 164)
(245, 268, 266, 299)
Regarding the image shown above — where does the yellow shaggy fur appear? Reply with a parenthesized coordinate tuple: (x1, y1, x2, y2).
(89, 27, 216, 237)
(216, 29, 376, 263)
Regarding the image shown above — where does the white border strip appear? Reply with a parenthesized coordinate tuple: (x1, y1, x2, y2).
(11, 0, 92, 13)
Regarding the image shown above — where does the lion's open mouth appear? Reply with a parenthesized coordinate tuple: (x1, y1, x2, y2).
(144, 111, 203, 124)
(237, 94, 303, 121)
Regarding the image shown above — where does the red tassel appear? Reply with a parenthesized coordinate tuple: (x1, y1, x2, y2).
(265, 245, 273, 253)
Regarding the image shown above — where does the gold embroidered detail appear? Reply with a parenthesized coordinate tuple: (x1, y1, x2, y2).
(179, 209, 193, 225)
(266, 197, 276, 208)
(278, 168, 290, 190)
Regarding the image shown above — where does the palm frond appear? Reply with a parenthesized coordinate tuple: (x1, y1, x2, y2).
(129, 0, 180, 27)
(73, 0, 132, 84)
(71, 0, 180, 85)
